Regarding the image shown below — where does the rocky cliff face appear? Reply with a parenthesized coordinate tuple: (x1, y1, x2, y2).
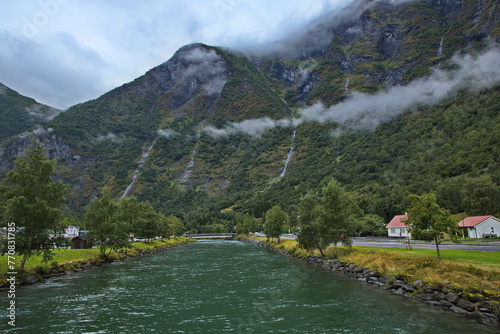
(0, 131, 73, 173)
(256, 0, 499, 106)
(107, 43, 229, 120)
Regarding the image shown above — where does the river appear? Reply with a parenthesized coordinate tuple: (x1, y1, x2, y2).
(1, 240, 496, 333)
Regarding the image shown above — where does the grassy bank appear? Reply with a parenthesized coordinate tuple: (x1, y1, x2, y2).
(0, 237, 193, 284)
(251, 237, 500, 294)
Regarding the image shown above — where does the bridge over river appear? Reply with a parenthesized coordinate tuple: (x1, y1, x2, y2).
(184, 233, 237, 239)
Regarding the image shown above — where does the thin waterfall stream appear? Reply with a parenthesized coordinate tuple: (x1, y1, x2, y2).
(280, 129, 296, 177)
(121, 139, 156, 199)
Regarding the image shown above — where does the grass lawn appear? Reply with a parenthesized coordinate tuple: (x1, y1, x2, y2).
(354, 246, 500, 268)
(0, 237, 191, 279)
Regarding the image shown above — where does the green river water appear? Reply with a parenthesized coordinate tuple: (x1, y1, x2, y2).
(1, 240, 496, 333)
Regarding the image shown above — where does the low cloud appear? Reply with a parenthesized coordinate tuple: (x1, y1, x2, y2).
(180, 47, 228, 96)
(202, 48, 500, 137)
(157, 128, 180, 138)
(93, 132, 122, 144)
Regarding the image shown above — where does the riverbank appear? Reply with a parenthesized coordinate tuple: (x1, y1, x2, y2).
(0, 237, 194, 290)
(239, 236, 500, 328)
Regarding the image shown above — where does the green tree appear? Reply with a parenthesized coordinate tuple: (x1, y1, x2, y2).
(319, 179, 359, 257)
(462, 176, 500, 216)
(264, 205, 288, 243)
(135, 202, 160, 241)
(356, 214, 385, 237)
(116, 196, 141, 237)
(168, 215, 184, 237)
(297, 192, 324, 255)
(405, 193, 457, 259)
(236, 213, 260, 235)
(84, 187, 130, 258)
(158, 212, 171, 240)
(1, 138, 66, 271)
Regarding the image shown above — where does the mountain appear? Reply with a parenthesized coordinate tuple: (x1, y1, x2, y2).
(1, 0, 499, 224)
(0, 83, 61, 144)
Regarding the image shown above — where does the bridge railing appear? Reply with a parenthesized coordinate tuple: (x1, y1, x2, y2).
(184, 233, 237, 238)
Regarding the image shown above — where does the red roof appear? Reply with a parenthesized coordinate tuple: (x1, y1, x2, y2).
(386, 215, 408, 228)
(457, 215, 496, 228)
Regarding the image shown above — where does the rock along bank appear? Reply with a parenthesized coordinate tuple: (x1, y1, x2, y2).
(240, 237, 500, 328)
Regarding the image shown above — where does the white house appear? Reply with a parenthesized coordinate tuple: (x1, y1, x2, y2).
(64, 226, 80, 238)
(386, 214, 410, 238)
(457, 215, 500, 239)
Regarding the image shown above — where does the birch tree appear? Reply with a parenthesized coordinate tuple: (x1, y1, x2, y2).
(1, 138, 66, 271)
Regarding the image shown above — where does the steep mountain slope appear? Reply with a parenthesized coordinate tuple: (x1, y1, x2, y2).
(254, 0, 500, 106)
(1, 0, 499, 223)
(0, 83, 60, 143)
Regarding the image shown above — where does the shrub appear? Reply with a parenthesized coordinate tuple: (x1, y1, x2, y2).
(35, 265, 50, 275)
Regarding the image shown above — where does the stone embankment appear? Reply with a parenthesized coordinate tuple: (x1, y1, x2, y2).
(243, 237, 500, 328)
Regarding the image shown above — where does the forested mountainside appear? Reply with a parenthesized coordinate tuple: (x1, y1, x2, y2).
(1, 0, 499, 227)
(0, 83, 60, 144)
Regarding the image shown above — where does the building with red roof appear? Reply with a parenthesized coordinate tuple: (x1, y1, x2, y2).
(386, 214, 409, 238)
(457, 215, 500, 239)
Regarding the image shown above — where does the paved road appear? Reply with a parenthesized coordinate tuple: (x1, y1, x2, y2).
(352, 240, 500, 252)
(279, 234, 500, 252)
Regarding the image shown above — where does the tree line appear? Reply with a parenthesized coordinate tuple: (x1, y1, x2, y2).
(259, 179, 459, 259)
(0, 137, 482, 272)
(0, 138, 185, 271)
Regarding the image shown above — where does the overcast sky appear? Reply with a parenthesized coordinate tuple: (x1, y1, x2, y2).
(0, 0, 355, 110)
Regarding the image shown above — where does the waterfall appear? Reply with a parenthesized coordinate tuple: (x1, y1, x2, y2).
(279, 130, 296, 178)
(437, 37, 444, 58)
(344, 77, 350, 94)
(121, 140, 156, 199)
(180, 143, 198, 184)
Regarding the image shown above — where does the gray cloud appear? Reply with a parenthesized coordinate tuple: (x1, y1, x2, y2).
(243, 0, 412, 59)
(157, 128, 180, 138)
(202, 48, 500, 136)
(181, 48, 228, 96)
(0, 0, 354, 109)
(0, 31, 110, 109)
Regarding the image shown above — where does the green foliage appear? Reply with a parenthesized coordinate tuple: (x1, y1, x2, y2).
(405, 193, 458, 259)
(235, 213, 260, 235)
(297, 180, 360, 257)
(2, 0, 498, 235)
(0, 137, 67, 270)
(214, 48, 291, 121)
(167, 215, 184, 237)
(0, 84, 59, 143)
(264, 205, 288, 243)
(297, 192, 323, 253)
(84, 188, 130, 257)
(134, 201, 160, 241)
(356, 214, 386, 237)
(35, 265, 50, 275)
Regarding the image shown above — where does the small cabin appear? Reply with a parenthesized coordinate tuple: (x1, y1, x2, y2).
(71, 236, 92, 249)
